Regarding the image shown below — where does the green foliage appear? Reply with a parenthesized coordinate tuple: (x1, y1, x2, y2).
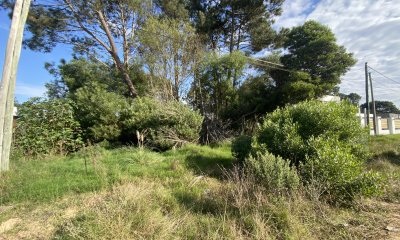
(360, 100, 400, 114)
(191, 0, 284, 52)
(257, 20, 357, 108)
(248, 100, 384, 203)
(246, 152, 300, 194)
(301, 137, 383, 203)
(45, 58, 148, 99)
(154, 0, 190, 20)
(138, 17, 203, 100)
(255, 100, 368, 165)
(231, 135, 252, 164)
(14, 98, 83, 156)
(281, 20, 356, 91)
(121, 97, 203, 150)
(74, 82, 129, 142)
(339, 92, 361, 106)
(281, 75, 318, 104)
(188, 51, 247, 117)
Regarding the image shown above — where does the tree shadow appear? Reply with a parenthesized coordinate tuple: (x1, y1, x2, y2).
(184, 152, 234, 179)
(173, 190, 226, 216)
(371, 150, 400, 166)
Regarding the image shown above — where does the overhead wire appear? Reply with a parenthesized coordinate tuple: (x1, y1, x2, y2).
(246, 57, 295, 73)
(246, 56, 285, 67)
(368, 66, 400, 85)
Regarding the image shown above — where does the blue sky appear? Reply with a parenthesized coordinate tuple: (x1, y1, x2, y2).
(1, 0, 400, 105)
(273, 0, 400, 106)
(0, 11, 72, 103)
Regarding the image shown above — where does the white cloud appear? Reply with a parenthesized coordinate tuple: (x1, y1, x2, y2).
(275, 0, 400, 106)
(15, 84, 47, 98)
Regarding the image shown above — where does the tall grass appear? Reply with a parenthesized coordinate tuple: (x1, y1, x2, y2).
(1, 137, 399, 239)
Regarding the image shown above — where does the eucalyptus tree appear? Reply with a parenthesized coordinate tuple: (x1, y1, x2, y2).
(1, 0, 153, 98)
(138, 17, 204, 101)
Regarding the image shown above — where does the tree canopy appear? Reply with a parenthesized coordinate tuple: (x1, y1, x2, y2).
(273, 20, 356, 101)
(361, 101, 400, 114)
(1, 0, 359, 144)
(1, 0, 154, 97)
(340, 92, 361, 106)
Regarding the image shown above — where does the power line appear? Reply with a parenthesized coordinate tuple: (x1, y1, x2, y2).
(249, 60, 294, 73)
(246, 56, 285, 67)
(368, 66, 400, 85)
(246, 57, 297, 73)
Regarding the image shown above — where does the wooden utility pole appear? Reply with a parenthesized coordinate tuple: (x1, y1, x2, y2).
(365, 62, 370, 127)
(369, 72, 377, 135)
(0, 0, 31, 172)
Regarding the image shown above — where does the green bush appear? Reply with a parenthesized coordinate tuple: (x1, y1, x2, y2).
(231, 135, 252, 164)
(246, 151, 300, 194)
(301, 137, 383, 203)
(14, 98, 83, 155)
(255, 100, 368, 166)
(74, 82, 129, 141)
(248, 100, 382, 203)
(121, 97, 203, 150)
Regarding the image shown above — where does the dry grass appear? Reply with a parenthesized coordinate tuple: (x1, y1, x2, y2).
(0, 139, 399, 239)
(0, 176, 397, 240)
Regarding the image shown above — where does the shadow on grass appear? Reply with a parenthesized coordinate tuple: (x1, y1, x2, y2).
(184, 153, 234, 179)
(173, 190, 227, 216)
(372, 150, 400, 166)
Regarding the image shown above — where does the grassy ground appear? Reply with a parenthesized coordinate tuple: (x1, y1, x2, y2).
(367, 135, 400, 203)
(0, 137, 399, 239)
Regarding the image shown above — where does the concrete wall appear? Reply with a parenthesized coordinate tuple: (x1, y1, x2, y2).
(357, 111, 400, 135)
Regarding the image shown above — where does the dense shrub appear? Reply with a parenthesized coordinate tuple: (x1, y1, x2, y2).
(255, 100, 368, 166)
(14, 98, 83, 155)
(231, 135, 252, 164)
(247, 100, 382, 202)
(74, 82, 129, 141)
(121, 97, 203, 150)
(246, 151, 300, 194)
(301, 137, 383, 203)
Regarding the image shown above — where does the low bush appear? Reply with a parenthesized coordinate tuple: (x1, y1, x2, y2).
(121, 97, 203, 150)
(301, 137, 383, 203)
(231, 135, 252, 165)
(74, 82, 129, 141)
(246, 151, 300, 195)
(14, 98, 83, 156)
(255, 100, 368, 166)
(246, 100, 382, 203)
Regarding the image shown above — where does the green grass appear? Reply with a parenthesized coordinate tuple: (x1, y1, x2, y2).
(368, 135, 400, 202)
(368, 134, 400, 170)
(0, 138, 399, 239)
(0, 144, 234, 205)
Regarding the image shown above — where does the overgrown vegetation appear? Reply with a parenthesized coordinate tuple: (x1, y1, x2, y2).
(1, 1, 398, 239)
(233, 100, 383, 203)
(14, 98, 83, 156)
(121, 97, 204, 150)
(0, 136, 399, 239)
(246, 152, 300, 195)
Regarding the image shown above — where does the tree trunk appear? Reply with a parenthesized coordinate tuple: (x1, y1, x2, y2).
(96, 10, 138, 98)
(120, 66, 138, 98)
(0, 0, 31, 172)
(173, 53, 180, 101)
